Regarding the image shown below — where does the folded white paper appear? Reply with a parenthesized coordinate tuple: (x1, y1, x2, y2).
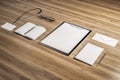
(75, 43, 104, 65)
(25, 26, 46, 40)
(41, 22, 90, 55)
(92, 33, 119, 47)
(1, 22, 16, 31)
(15, 22, 36, 36)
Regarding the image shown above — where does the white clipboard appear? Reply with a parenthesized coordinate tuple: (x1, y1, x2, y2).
(41, 22, 91, 55)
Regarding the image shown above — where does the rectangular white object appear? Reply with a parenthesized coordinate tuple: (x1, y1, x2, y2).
(25, 26, 46, 40)
(75, 43, 104, 65)
(41, 22, 90, 55)
(92, 33, 119, 47)
(15, 22, 36, 36)
(1, 22, 16, 31)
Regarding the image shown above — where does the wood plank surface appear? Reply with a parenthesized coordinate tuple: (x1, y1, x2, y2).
(0, 0, 120, 80)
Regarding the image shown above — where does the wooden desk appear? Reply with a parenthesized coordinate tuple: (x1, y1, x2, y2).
(0, 0, 120, 80)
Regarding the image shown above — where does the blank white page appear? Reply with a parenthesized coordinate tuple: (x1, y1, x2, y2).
(41, 22, 90, 55)
(75, 43, 104, 65)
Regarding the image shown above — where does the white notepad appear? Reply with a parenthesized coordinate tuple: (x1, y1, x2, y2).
(25, 26, 46, 40)
(41, 22, 90, 55)
(75, 43, 104, 65)
(1, 22, 16, 31)
(15, 22, 36, 36)
(92, 33, 119, 47)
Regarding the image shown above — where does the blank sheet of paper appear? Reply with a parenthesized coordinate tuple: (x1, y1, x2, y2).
(75, 43, 104, 65)
(92, 33, 119, 47)
(41, 22, 90, 55)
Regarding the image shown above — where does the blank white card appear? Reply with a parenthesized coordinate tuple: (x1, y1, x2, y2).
(41, 22, 90, 55)
(75, 43, 104, 65)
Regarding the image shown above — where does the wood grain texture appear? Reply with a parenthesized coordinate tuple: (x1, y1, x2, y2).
(0, 0, 120, 80)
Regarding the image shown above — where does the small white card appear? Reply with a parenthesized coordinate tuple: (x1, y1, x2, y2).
(1, 22, 16, 31)
(75, 43, 104, 65)
(41, 22, 90, 55)
(15, 22, 36, 36)
(92, 33, 119, 47)
(25, 26, 46, 40)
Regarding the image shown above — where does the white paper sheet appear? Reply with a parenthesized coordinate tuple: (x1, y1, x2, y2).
(1, 22, 16, 31)
(92, 33, 119, 47)
(75, 43, 104, 65)
(15, 22, 36, 36)
(41, 22, 90, 55)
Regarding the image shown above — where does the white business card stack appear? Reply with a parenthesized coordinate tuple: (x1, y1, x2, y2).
(1, 22, 16, 31)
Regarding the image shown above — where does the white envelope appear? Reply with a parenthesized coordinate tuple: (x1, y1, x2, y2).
(1, 22, 16, 31)
(92, 33, 119, 47)
(41, 22, 90, 55)
(25, 26, 46, 40)
(15, 22, 36, 36)
(75, 43, 104, 65)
